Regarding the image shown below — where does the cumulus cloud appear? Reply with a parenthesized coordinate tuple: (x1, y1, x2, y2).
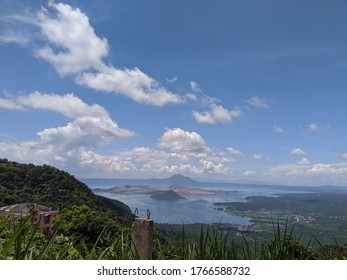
(307, 163, 347, 176)
(35, 2, 108, 75)
(296, 157, 311, 165)
(0, 141, 60, 165)
(246, 96, 269, 108)
(1, 92, 134, 149)
(158, 128, 209, 158)
(290, 148, 309, 156)
(78, 147, 229, 177)
(1, 2, 182, 107)
(38, 115, 133, 149)
(193, 104, 242, 124)
(199, 159, 227, 174)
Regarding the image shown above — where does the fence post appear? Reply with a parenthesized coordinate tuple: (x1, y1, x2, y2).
(131, 217, 153, 260)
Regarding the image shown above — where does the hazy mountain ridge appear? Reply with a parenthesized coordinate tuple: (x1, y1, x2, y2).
(82, 173, 347, 193)
(82, 174, 200, 187)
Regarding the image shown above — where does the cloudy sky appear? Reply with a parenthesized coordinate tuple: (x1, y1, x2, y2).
(1, 0, 347, 185)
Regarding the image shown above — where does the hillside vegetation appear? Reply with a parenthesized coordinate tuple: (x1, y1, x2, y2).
(0, 158, 133, 248)
(0, 158, 131, 219)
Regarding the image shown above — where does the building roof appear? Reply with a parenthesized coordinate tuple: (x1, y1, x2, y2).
(0, 203, 57, 215)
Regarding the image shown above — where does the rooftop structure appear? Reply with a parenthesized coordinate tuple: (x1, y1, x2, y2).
(0, 203, 59, 237)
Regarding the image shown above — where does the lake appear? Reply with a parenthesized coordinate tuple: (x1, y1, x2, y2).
(91, 183, 309, 225)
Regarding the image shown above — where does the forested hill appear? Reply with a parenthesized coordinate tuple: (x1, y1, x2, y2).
(0, 158, 132, 224)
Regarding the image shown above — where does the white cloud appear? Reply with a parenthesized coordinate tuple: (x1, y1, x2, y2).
(192, 110, 215, 124)
(193, 104, 242, 124)
(274, 126, 285, 133)
(35, 2, 108, 75)
(251, 153, 263, 160)
(166, 77, 178, 83)
(243, 170, 256, 176)
(185, 93, 198, 101)
(0, 32, 30, 46)
(307, 123, 322, 132)
(158, 128, 209, 158)
(0, 98, 24, 110)
(246, 96, 269, 108)
(199, 159, 228, 174)
(342, 153, 347, 160)
(0, 92, 134, 149)
(190, 81, 202, 92)
(296, 157, 311, 165)
(77, 67, 183, 106)
(77, 147, 213, 177)
(3, 2, 182, 107)
(37, 115, 134, 149)
(16, 92, 107, 118)
(307, 163, 347, 176)
(290, 148, 309, 156)
(227, 147, 244, 157)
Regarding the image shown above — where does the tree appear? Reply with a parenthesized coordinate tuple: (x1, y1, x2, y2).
(54, 205, 121, 248)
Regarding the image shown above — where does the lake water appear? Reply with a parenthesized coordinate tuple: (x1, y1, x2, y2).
(92, 183, 309, 225)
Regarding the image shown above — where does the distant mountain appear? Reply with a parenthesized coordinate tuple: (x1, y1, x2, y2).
(82, 173, 201, 188)
(147, 174, 199, 186)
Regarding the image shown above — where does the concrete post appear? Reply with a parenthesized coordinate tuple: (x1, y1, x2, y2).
(131, 218, 153, 260)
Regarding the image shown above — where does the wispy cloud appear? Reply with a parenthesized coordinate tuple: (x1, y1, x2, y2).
(290, 148, 309, 156)
(166, 76, 178, 83)
(190, 81, 202, 92)
(251, 153, 263, 160)
(274, 126, 285, 133)
(246, 96, 269, 108)
(307, 122, 329, 132)
(0, 33, 30, 46)
(227, 147, 245, 157)
(0, 98, 24, 110)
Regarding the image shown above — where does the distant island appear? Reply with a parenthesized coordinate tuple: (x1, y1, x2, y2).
(94, 184, 237, 197)
(150, 189, 186, 200)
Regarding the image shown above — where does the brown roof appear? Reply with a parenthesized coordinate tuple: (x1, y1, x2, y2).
(0, 203, 57, 214)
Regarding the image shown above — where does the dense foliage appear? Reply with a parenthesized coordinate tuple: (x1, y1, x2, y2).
(0, 158, 133, 248)
(0, 158, 132, 220)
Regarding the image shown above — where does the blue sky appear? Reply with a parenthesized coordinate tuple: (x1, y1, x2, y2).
(1, 0, 347, 185)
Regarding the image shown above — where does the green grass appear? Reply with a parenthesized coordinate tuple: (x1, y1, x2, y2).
(1, 215, 346, 260)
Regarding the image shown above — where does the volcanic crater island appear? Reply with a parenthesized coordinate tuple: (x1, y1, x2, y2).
(93, 176, 238, 201)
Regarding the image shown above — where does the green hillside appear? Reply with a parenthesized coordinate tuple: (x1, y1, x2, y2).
(0, 159, 130, 215)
